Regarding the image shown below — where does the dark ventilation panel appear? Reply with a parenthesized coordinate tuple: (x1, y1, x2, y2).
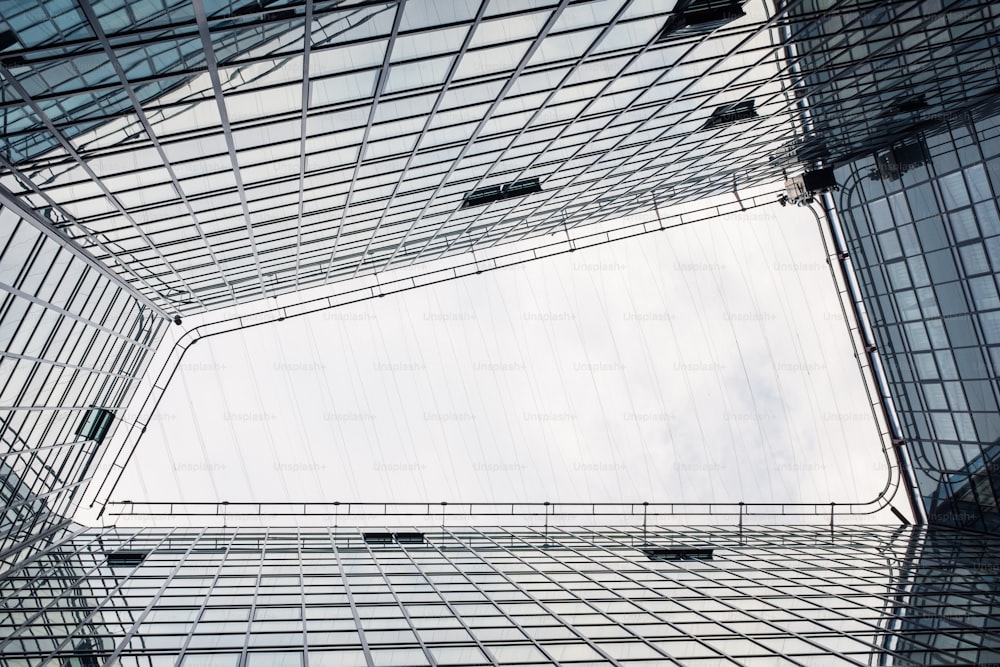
(658, 0, 746, 40)
(71, 640, 106, 667)
(883, 93, 930, 116)
(231, 0, 296, 20)
(701, 100, 758, 130)
(504, 177, 542, 198)
(106, 551, 148, 568)
(801, 167, 837, 193)
(779, 167, 838, 206)
(263, 8, 296, 21)
(464, 185, 503, 208)
(641, 547, 714, 562)
(76, 407, 115, 444)
(0, 29, 17, 51)
(463, 177, 541, 208)
(877, 138, 929, 181)
(363, 531, 425, 545)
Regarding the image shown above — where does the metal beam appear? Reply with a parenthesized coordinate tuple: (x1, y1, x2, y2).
(0, 184, 174, 321)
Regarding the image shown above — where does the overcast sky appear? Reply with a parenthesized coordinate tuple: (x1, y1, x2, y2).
(114, 203, 892, 517)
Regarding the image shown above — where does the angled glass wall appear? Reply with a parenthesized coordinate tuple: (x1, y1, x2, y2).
(0, 189, 169, 568)
(831, 107, 1000, 532)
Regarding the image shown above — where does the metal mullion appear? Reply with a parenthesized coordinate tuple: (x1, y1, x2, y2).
(319, 0, 407, 283)
(236, 527, 272, 667)
(75, 330, 142, 413)
(298, 531, 309, 667)
(444, 525, 632, 667)
(1, 327, 65, 416)
(329, 528, 375, 667)
(26, 377, 86, 485)
(0, 230, 46, 346)
(381, 0, 635, 273)
(47, 444, 97, 522)
(0, 437, 93, 459)
(395, 537, 500, 667)
(191, 0, 270, 304)
(695, 0, 1000, 175)
(468, 87, 792, 237)
(0, 169, 139, 297)
(172, 530, 239, 667)
(327, 0, 572, 282)
(83, 313, 140, 408)
(290, 0, 315, 291)
(75, 1, 236, 308)
(0, 82, 206, 313)
(0, 476, 95, 518)
(423, 527, 587, 667)
(361, 542, 440, 667)
(347, 0, 492, 279)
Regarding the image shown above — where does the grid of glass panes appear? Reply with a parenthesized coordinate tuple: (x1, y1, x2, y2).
(1, 525, 999, 666)
(3, 0, 997, 314)
(0, 194, 169, 564)
(833, 108, 1000, 532)
(787, 0, 1000, 164)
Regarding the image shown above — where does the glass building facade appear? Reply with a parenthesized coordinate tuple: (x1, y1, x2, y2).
(2, 0, 1000, 663)
(3, 525, 1000, 666)
(832, 108, 1000, 533)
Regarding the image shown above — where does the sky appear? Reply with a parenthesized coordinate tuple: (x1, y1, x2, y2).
(111, 202, 894, 518)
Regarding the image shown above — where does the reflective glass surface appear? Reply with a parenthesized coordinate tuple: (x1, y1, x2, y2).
(833, 108, 1000, 532)
(2, 525, 1000, 666)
